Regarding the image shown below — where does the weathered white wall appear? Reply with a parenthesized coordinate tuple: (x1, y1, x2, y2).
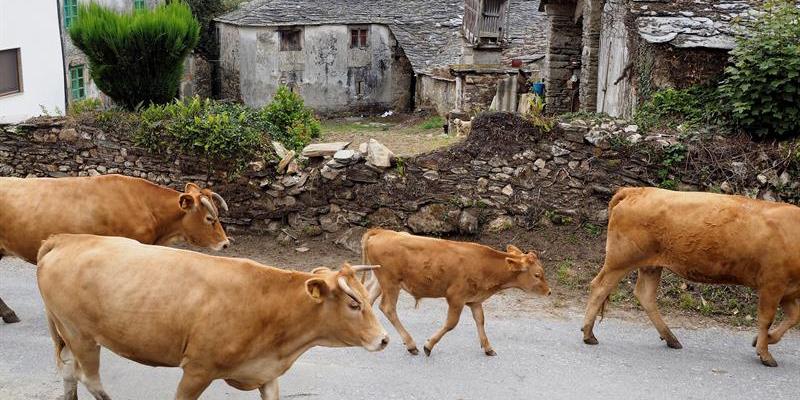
(221, 23, 413, 113)
(596, 0, 633, 117)
(0, 0, 66, 123)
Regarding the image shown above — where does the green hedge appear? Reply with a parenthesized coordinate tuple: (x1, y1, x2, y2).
(69, 2, 200, 109)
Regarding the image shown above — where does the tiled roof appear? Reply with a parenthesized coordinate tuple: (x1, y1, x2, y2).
(216, 0, 547, 74)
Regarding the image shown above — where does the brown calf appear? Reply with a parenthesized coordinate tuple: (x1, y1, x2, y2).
(0, 174, 230, 323)
(582, 187, 800, 367)
(37, 234, 388, 400)
(362, 229, 550, 356)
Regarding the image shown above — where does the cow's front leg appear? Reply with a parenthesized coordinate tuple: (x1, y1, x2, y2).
(0, 296, 20, 324)
(755, 288, 782, 367)
(424, 298, 464, 356)
(468, 302, 495, 356)
(633, 267, 681, 349)
(259, 380, 279, 400)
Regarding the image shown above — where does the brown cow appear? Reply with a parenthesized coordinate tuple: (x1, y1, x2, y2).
(582, 187, 800, 367)
(362, 228, 550, 356)
(0, 174, 230, 323)
(37, 234, 389, 400)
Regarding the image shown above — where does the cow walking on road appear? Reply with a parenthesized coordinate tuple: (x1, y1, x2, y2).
(582, 187, 800, 367)
(37, 234, 388, 400)
(362, 229, 550, 356)
(0, 174, 230, 323)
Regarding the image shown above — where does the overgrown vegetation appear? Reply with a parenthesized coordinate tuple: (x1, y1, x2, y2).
(526, 94, 555, 132)
(133, 88, 320, 169)
(69, 2, 200, 109)
(633, 85, 727, 132)
(720, 0, 800, 137)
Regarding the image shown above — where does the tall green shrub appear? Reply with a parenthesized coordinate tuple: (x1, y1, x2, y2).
(720, 0, 800, 137)
(257, 86, 321, 150)
(69, 2, 200, 109)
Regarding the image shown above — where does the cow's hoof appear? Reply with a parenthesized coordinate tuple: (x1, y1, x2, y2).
(666, 339, 683, 349)
(583, 336, 599, 345)
(423, 346, 432, 357)
(1, 312, 20, 324)
(760, 356, 778, 368)
(485, 349, 497, 356)
(407, 347, 419, 356)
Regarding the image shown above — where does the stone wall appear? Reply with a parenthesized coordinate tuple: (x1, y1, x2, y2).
(543, 3, 582, 114)
(2, 113, 796, 242)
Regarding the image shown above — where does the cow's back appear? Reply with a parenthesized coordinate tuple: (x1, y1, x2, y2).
(607, 188, 800, 286)
(0, 175, 159, 262)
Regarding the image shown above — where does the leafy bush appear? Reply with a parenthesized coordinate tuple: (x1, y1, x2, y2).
(69, 2, 200, 109)
(634, 85, 726, 132)
(136, 97, 268, 168)
(257, 86, 321, 150)
(720, 0, 800, 137)
(420, 116, 444, 130)
(68, 98, 103, 116)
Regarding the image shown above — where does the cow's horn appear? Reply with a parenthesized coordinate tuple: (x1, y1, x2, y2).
(200, 197, 218, 219)
(311, 267, 331, 274)
(337, 276, 362, 304)
(211, 192, 229, 213)
(351, 264, 380, 272)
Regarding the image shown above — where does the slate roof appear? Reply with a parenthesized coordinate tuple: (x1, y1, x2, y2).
(216, 0, 546, 74)
(630, 0, 761, 50)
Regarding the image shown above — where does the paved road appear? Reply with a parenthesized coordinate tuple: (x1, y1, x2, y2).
(1, 257, 798, 400)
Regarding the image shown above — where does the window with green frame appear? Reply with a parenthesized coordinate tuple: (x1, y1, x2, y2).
(134, 0, 146, 11)
(69, 65, 86, 100)
(64, 0, 78, 29)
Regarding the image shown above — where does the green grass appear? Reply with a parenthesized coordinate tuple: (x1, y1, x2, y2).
(419, 116, 444, 130)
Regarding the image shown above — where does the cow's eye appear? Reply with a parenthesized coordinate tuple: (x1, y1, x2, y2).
(205, 216, 214, 224)
(348, 301, 361, 311)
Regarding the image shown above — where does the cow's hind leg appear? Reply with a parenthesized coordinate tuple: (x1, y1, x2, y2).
(69, 337, 111, 400)
(0, 254, 20, 324)
(468, 302, 495, 356)
(634, 267, 682, 349)
(424, 298, 464, 356)
(0, 296, 19, 324)
(752, 297, 800, 347)
(379, 286, 418, 355)
(582, 266, 631, 345)
(59, 346, 79, 400)
(176, 367, 213, 400)
(754, 287, 783, 367)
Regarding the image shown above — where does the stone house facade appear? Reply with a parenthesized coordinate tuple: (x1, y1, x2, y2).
(539, 0, 762, 117)
(216, 0, 548, 116)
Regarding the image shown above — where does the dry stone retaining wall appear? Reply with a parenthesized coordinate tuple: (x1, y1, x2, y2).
(1, 113, 795, 242)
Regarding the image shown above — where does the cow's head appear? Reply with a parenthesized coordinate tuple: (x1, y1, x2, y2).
(504, 245, 551, 296)
(177, 183, 230, 251)
(305, 264, 389, 352)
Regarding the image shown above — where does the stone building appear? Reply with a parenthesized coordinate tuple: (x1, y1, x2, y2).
(215, 0, 548, 115)
(539, 0, 761, 117)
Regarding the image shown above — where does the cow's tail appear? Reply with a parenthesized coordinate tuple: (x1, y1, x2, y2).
(361, 229, 382, 305)
(46, 312, 68, 371)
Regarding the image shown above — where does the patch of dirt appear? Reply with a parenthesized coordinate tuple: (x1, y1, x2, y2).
(316, 114, 460, 157)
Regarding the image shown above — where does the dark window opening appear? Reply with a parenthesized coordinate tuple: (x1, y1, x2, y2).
(0, 48, 22, 96)
(280, 30, 302, 51)
(356, 80, 364, 96)
(350, 28, 368, 48)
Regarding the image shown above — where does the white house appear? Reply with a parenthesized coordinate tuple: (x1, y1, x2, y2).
(0, 0, 66, 123)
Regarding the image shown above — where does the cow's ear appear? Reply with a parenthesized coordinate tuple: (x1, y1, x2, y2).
(311, 267, 331, 275)
(305, 278, 330, 303)
(179, 194, 195, 211)
(506, 257, 528, 272)
(184, 183, 201, 193)
(506, 245, 523, 255)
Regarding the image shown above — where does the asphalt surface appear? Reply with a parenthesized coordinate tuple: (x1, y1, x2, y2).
(1, 256, 798, 400)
